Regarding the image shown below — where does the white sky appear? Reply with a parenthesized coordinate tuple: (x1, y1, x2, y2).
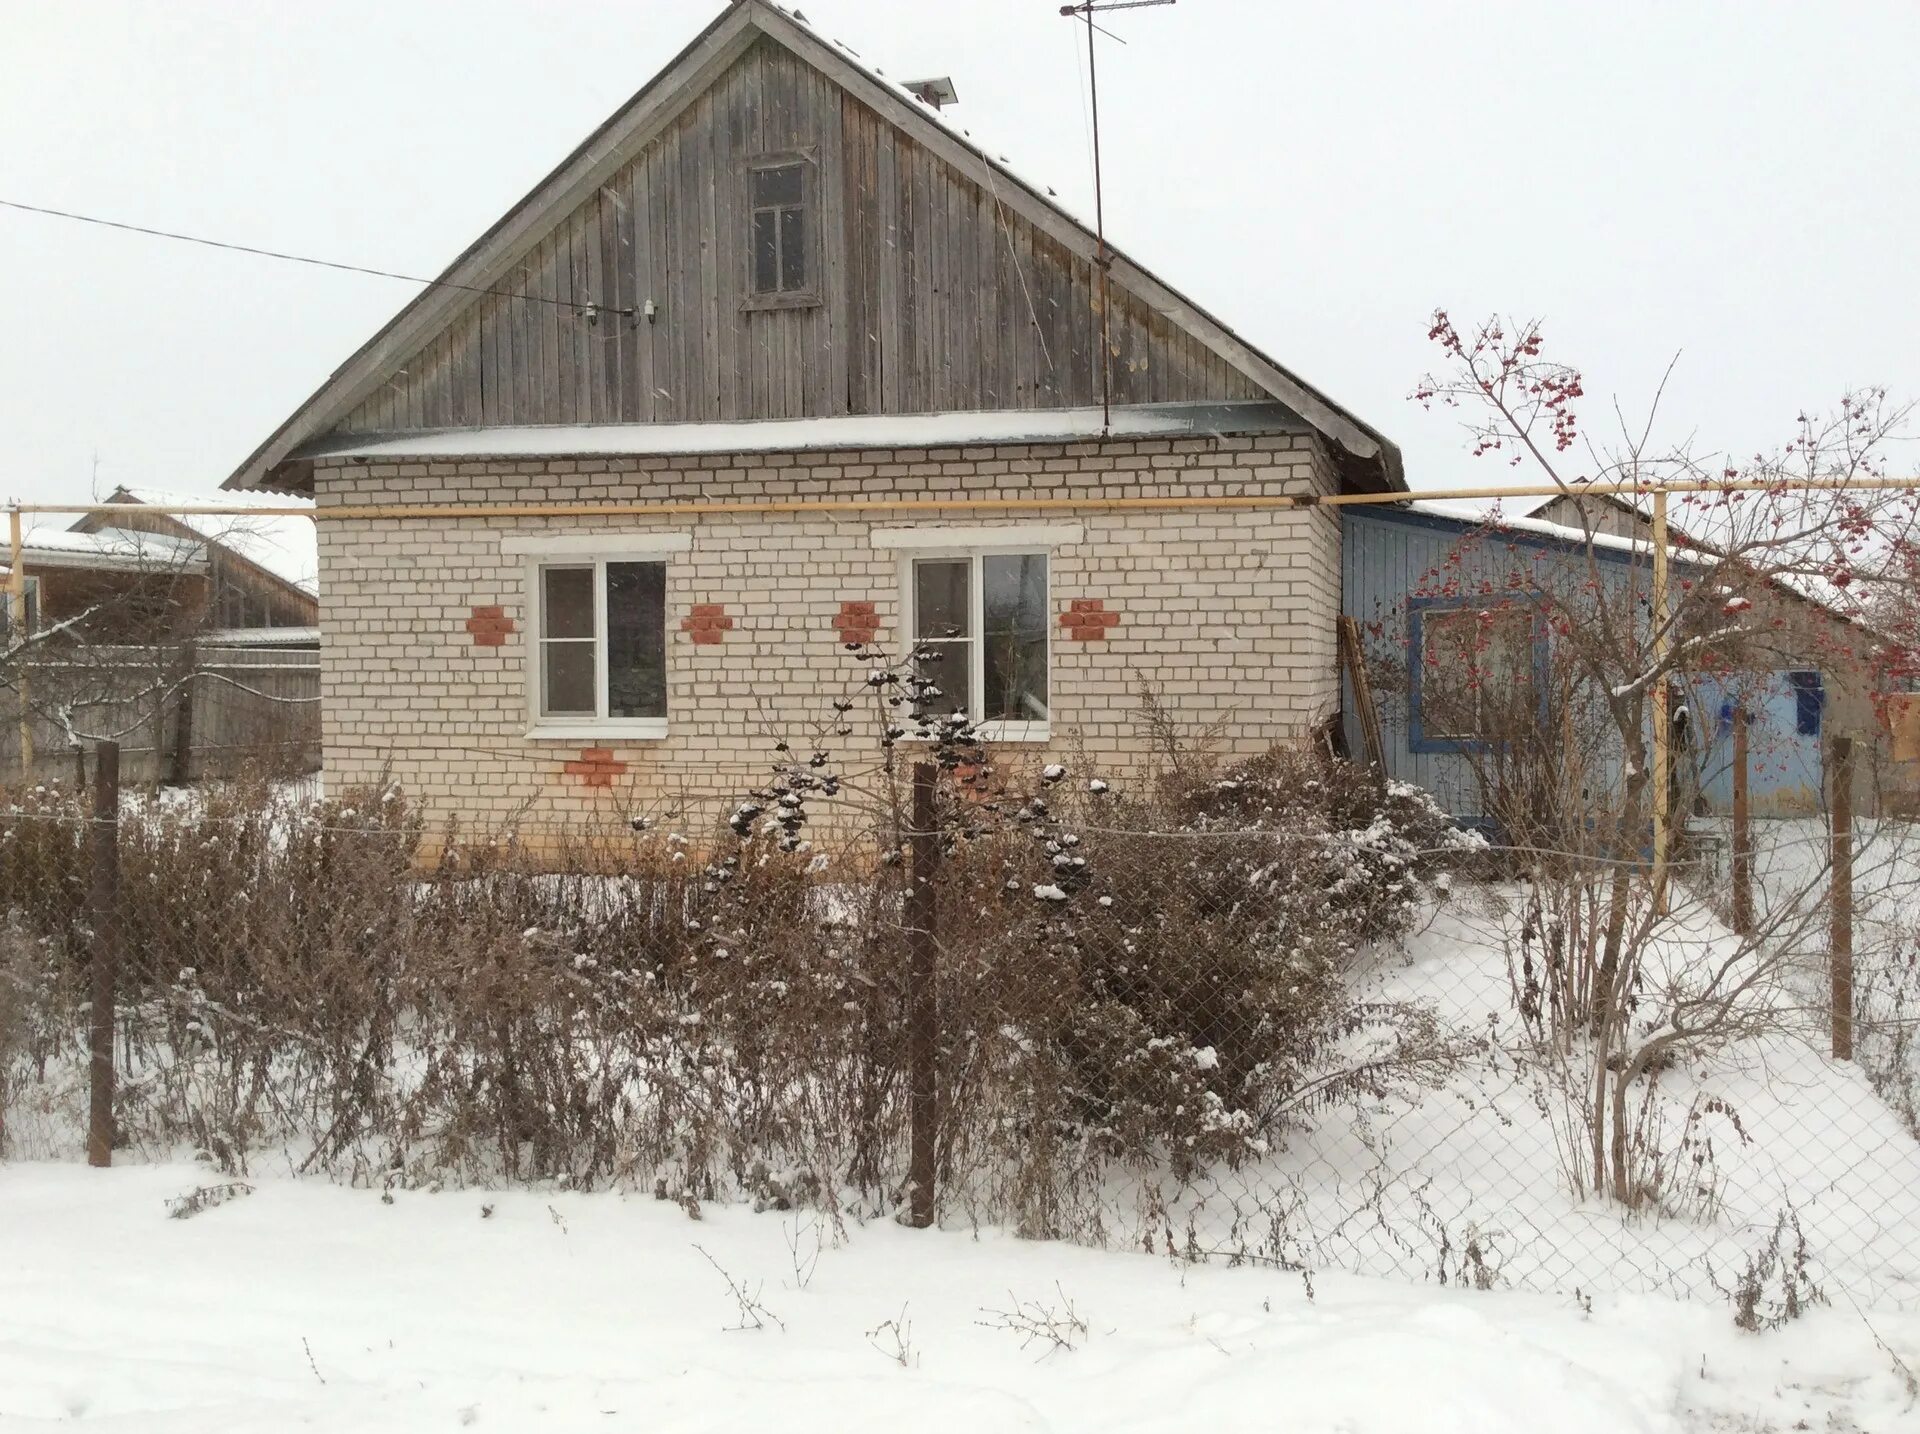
(4, 0, 1917, 510)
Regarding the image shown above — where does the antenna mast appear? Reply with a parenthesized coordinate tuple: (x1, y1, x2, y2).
(1061, 0, 1175, 433)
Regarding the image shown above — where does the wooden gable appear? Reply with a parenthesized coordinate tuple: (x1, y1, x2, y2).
(330, 37, 1257, 437)
(229, 1, 1398, 490)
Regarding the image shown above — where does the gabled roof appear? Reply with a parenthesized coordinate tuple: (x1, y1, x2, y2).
(9, 526, 209, 575)
(225, 0, 1401, 493)
(71, 488, 319, 599)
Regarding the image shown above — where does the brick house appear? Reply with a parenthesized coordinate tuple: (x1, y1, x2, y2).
(224, 0, 1404, 832)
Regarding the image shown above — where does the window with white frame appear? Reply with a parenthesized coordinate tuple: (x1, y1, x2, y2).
(908, 552, 1050, 735)
(533, 559, 667, 730)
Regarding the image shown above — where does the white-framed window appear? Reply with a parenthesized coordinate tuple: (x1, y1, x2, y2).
(526, 558, 668, 738)
(903, 550, 1051, 741)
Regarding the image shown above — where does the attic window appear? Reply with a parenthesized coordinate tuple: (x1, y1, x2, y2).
(748, 157, 814, 302)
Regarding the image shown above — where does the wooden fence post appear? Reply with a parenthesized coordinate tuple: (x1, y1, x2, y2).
(1730, 706, 1753, 937)
(87, 739, 121, 1166)
(1829, 734, 1854, 1062)
(1651, 489, 1671, 915)
(906, 762, 938, 1228)
(167, 639, 196, 786)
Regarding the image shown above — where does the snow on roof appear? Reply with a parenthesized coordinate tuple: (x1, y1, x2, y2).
(296, 402, 1304, 462)
(198, 625, 321, 647)
(1402, 499, 1694, 563)
(1401, 498, 1875, 631)
(108, 487, 318, 597)
(1467, 485, 1876, 619)
(14, 525, 209, 573)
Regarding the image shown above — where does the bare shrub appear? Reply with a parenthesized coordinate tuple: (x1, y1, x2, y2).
(694, 1243, 784, 1332)
(166, 1180, 254, 1220)
(977, 1285, 1087, 1356)
(0, 641, 1481, 1264)
(1713, 1207, 1826, 1332)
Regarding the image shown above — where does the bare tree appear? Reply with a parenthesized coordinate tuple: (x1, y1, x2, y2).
(1, 515, 317, 784)
(1400, 314, 1920, 1205)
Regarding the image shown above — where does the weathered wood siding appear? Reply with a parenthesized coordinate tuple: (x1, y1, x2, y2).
(0, 643, 320, 784)
(332, 38, 1257, 437)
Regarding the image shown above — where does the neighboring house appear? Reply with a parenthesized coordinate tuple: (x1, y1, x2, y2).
(223, 0, 1403, 831)
(2, 487, 319, 783)
(1341, 500, 1903, 825)
(5, 486, 318, 644)
(2, 526, 208, 646)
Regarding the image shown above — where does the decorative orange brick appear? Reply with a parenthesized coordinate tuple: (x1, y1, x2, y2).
(562, 748, 627, 788)
(1059, 598, 1118, 641)
(836, 598, 880, 645)
(465, 605, 516, 647)
(679, 604, 735, 644)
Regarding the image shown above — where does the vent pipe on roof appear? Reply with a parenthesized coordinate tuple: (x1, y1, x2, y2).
(903, 76, 958, 110)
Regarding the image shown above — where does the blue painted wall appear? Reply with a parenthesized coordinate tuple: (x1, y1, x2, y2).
(1340, 506, 1827, 823)
(1685, 671, 1826, 816)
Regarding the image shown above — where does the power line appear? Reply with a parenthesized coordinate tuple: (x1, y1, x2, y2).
(0, 196, 630, 320)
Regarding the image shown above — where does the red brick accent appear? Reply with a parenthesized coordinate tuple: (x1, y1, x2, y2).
(464, 604, 516, 647)
(835, 599, 880, 645)
(1059, 599, 1119, 642)
(562, 747, 628, 788)
(679, 603, 735, 645)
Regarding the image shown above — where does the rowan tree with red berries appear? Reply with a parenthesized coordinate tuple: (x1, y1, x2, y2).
(1392, 313, 1920, 1206)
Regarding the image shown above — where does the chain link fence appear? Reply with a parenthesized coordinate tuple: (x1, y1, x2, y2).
(2, 747, 1917, 1313)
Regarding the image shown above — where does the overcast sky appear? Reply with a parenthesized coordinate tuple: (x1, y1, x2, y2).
(5, 0, 1917, 513)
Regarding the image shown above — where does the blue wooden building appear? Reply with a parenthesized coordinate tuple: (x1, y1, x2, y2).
(1338, 501, 1858, 827)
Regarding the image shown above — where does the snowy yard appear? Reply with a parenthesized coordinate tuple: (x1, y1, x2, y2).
(9, 782, 1920, 1429)
(3, 1160, 1916, 1433)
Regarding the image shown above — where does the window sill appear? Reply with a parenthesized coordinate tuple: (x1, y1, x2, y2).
(903, 722, 1051, 747)
(741, 290, 823, 313)
(526, 721, 668, 742)
(980, 721, 1050, 745)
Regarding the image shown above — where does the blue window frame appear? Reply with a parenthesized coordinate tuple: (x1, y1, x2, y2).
(1407, 595, 1548, 754)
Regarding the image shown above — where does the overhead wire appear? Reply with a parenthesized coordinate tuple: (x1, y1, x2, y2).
(0, 196, 631, 321)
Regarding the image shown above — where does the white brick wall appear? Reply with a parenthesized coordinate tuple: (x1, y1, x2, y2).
(314, 433, 1344, 835)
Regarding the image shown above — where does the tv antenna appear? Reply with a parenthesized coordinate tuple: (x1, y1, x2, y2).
(1061, 0, 1176, 431)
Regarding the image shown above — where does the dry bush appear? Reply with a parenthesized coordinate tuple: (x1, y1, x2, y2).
(0, 713, 1478, 1240)
(922, 745, 1479, 1234)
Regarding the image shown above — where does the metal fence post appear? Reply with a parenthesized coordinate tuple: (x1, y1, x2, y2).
(907, 761, 938, 1227)
(1829, 734, 1854, 1062)
(1730, 706, 1753, 937)
(87, 739, 120, 1166)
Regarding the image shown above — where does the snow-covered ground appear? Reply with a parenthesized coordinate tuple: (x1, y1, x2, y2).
(2, 1161, 1915, 1433)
